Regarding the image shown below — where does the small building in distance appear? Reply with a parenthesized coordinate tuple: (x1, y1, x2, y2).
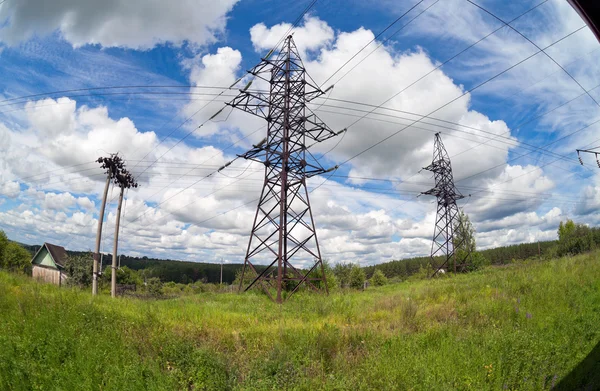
(31, 242, 68, 286)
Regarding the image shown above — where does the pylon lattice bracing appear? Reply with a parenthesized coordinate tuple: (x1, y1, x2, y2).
(422, 133, 471, 276)
(227, 36, 340, 303)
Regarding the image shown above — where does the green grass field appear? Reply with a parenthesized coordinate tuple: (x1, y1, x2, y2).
(1, 253, 599, 390)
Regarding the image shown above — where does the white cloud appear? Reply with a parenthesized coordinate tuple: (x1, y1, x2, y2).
(250, 15, 334, 55)
(0, 12, 597, 268)
(0, 0, 239, 49)
(0, 180, 19, 198)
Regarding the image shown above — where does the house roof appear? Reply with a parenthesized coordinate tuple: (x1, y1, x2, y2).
(31, 242, 68, 269)
(568, 0, 600, 43)
(45, 243, 67, 268)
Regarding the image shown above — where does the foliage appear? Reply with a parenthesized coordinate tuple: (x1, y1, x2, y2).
(364, 240, 558, 281)
(1, 252, 600, 390)
(3, 243, 32, 275)
(370, 269, 388, 286)
(454, 210, 476, 253)
(462, 250, 490, 272)
(311, 259, 338, 292)
(332, 262, 353, 288)
(63, 253, 93, 287)
(349, 264, 366, 289)
(556, 219, 596, 257)
(145, 277, 163, 297)
(0, 231, 32, 274)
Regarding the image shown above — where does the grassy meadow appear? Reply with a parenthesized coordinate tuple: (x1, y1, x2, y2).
(1, 253, 599, 390)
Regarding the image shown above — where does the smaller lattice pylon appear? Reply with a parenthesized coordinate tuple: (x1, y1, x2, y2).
(421, 133, 471, 276)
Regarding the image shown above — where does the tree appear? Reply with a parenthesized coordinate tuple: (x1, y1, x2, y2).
(556, 219, 595, 256)
(454, 211, 476, 253)
(558, 219, 577, 241)
(349, 264, 366, 290)
(0, 231, 8, 261)
(0, 231, 32, 274)
(64, 253, 93, 287)
(370, 269, 388, 286)
(311, 259, 338, 292)
(333, 262, 353, 288)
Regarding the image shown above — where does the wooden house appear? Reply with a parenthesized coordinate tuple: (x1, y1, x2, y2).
(31, 242, 68, 286)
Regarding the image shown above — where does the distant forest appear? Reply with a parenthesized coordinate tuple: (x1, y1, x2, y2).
(364, 240, 557, 279)
(19, 239, 558, 285)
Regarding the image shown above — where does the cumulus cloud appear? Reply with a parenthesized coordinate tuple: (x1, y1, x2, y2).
(0, 0, 239, 49)
(250, 16, 334, 55)
(0, 180, 20, 198)
(0, 13, 592, 266)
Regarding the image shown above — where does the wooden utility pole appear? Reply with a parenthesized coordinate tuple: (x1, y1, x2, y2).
(92, 175, 111, 295)
(220, 258, 223, 287)
(111, 186, 125, 298)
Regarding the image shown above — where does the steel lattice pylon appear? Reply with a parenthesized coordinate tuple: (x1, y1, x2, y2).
(422, 133, 471, 276)
(226, 36, 341, 302)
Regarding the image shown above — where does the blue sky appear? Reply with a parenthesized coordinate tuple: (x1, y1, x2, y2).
(0, 0, 599, 266)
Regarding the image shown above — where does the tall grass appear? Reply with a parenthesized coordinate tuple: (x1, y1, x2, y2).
(1, 253, 599, 390)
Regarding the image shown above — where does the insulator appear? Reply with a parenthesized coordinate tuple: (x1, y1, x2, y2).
(264, 48, 275, 61)
(579, 157, 584, 165)
(242, 80, 253, 92)
(218, 161, 232, 172)
(229, 77, 243, 89)
(209, 108, 224, 120)
(253, 137, 267, 148)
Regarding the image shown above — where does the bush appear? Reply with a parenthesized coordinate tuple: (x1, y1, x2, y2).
(0, 231, 32, 274)
(462, 251, 490, 272)
(3, 242, 32, 274)
(349, 264, 366, 290)
(311, 259, 338, 292)
(333, 262, 353, 288)
(370, 269, 387, 286)
(145, 277, 163, 297)
(556, 219, 596, 257)
(64, 253, 93, 287)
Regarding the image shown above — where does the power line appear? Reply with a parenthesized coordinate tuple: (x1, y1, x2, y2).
(309, 98, 585, 165)
(332, 25, 586, 168)
(323, 0, 441, 88)
(318, 0, 428, 88)
(465, 0, 600, 108)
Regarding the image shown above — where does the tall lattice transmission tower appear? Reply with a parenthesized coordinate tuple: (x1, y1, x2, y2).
(227, 36, 342, 303)
(421, 133, 471, 276)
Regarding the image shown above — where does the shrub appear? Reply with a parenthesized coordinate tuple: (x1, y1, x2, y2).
(311, 259, 338, 292)
(0, 231, 32, 274)
(463, 251, 490, 272)
(556, 219, 596, 257)
(2, 242, 32, 274)
(370, 269, 388, 286)
(349, 264, 366, 289)
(145, 277, 163, 297)
(64, 253, 93, 287)
(333, 262, 354, 288)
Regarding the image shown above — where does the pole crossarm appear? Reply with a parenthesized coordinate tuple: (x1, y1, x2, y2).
(421, 133, 471, 277)
(576, 148, 600, 167)
(227, 35, 337, 303)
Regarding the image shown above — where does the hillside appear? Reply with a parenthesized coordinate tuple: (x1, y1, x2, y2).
(17, 238, 561, 285)
(1, 252, 599, 390)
